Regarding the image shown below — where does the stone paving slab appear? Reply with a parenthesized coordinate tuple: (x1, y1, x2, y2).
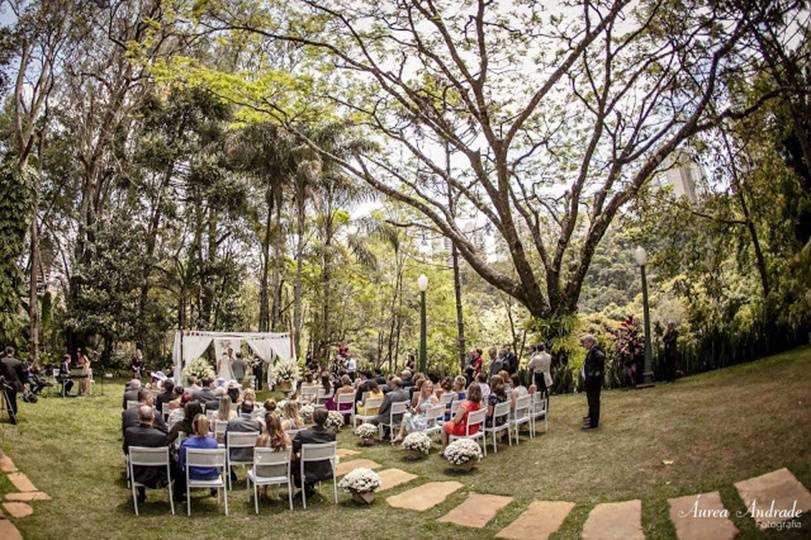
(496, 500, 575, 539)
(581, 499, 644, 540)
(335, 459, 381, 477)
(5, 492, 51, 502)
(0, 520, 23, 540)
(387, 481, 464, 511)
(734, 467, 811, 530)
(2, 502, 33, 519)
(437, 493, 513, 528)
(377, 468, 418, 492)
(668, 491, 738, 540)
(336, 448, 360, 459)
(0, 456, 17, 473)
(6, 473, 37, 493)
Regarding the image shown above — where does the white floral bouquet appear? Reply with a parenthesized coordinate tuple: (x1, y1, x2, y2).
(270, 357, 300, 386)
(299, 404, 314, 421)
(338, 468, 380, 494)
(183, 358, 215, 382)
(402, 432, 432, 455)
(355, 423, 378, 441)
(443, 438, 483, 465)
(325, 410, 346, 432)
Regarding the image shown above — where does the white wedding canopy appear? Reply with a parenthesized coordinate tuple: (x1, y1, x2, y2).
(172, 330, 294, 383)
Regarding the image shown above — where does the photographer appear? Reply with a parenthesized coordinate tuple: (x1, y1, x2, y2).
(0, 347, 26, 424)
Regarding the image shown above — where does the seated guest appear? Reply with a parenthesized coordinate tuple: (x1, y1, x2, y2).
(409, 376, 425, 403)
(216, 396, 236, 422)
(176, 414, 220, 499)
(167, 392, 192, 429)
(186, 376, 201, 393)
(325, 375, 353, 412)
(122, 389, 167, 437)
(509, 373, 529, 410)
(155, 380, 174, 415)
(227, 385, 240, 404)
(300, 372, 318, 401)
(253, 413, 291, 499)
(123, 405, 168, 505)
(356, 380, 383, 416)
(485, 376, 508, 428)
(281, 401, 304, 431)
(400, 370, 414, 388)
(477, 372, 491, 400)
(393, 380, 438, 443)
(291, 408, 335, 497)
(122, 378, 141, 409)
(435, 377, 452, 401)
(369, 377, 409, 438)
(241, 387, 256, 405)
(441, 382, 483, 448)
(167, 400, 203, 446)
(58, 354, 75, 396)
(225, 401, 262, 479)
(167, 385, 184, 410)
(192, 377, 215, 404)
(444, 375, 467, 420)
(263, 398, 277, 415)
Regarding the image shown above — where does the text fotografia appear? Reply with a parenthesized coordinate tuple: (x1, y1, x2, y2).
(679, 495, 804, 529)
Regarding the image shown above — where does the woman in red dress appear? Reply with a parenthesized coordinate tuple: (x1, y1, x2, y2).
(441, 382, 483, 448)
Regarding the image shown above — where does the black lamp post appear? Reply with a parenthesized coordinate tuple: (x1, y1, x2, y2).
(635, 246, 655, 387)
(418, 274, 428, 373)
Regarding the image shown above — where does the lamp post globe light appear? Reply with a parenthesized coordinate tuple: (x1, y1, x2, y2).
(635, 246, 655, 387)
(418, 274, 428, 374)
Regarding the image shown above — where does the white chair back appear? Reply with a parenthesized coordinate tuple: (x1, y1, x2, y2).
(450, 399, 463, 415)
(285, 428, 303, 439)
(390, 400, 409, 420)
(362, 397, 383, 411)
(254, 447, 291, 469)
(465, 408, 486, 436)
(532, 393, 547, 415)
(129, 446, 170, 467)
(336, 391, 355, 407)
(439, 392, 454, 405)
(185, 447, 226, 468)
(300, 441, 337, 462)
(514, 395, 531, 418)
(492, 400, 511, 423)
(126, 400, 139, 410)
(214, 420, 228, 439)
(227, 431, 260, 449)
(300, 386, 317, 403)
(206, 410, 218, 423)
(426, 404, 446, 425)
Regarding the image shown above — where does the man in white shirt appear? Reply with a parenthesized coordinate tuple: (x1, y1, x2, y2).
(527, 344, 553, 404)
(346, 356, 357, 380)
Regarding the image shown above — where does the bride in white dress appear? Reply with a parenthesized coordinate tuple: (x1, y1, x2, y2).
(218, 347, 237, 381)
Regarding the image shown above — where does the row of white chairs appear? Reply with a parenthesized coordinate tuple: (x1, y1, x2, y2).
(126, 441, 338, 516)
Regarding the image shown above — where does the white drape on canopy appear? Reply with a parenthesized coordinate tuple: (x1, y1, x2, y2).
(172, 330, 294, 383)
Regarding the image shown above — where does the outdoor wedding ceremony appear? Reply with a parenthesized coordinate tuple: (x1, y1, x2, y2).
(0, 0, 810, 539)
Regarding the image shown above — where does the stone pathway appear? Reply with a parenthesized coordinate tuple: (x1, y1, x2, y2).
(437, 493, 513, 528)
(581, 499, 644, 540)
(495, 500, 574, 539)
(335, 458, 381, 477)
(668, 491, 738, 540)
(387, 481, 463, 511)
(0, 449, 50, 540)
(376, 468, 418, 492)
(336, 448, 360, 459)
(734, 467, 811, 530)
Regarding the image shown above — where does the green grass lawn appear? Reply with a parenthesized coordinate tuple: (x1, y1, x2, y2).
(2, 346, 810, 539)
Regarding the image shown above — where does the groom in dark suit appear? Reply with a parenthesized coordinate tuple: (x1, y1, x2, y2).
(581, 335, 605, 430)
(124, 405, 169, 504)
(291, 408, 336, 497)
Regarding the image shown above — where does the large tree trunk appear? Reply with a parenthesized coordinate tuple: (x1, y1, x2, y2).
(270, 200, 283, 331)
(258, 192, 273, 332)
(28, 203, 41, 368)
(445, 144, 466, 371)
(293, 184, 306, 357)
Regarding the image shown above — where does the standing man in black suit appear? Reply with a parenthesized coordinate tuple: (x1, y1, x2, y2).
(502, 344, 518, 375)
(369, 377, 409, 438)
(123, 405, 169, 505)
(0, 347, 26, 424)
(291, 408, 336, 497)
(581, 335, 605, 430)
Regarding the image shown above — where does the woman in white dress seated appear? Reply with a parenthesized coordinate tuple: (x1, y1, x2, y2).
(392, 381, 438, 443)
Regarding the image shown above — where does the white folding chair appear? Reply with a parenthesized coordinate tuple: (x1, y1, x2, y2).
(379, 401, 408, 442)
(299, 441, 338, 509)
(336, 392, 355, 426)
(482, 401, 512, 453)
(316, 387, 333, 405)
(450, 399, 463, 416)
(510, 395, 532, 444)
(184, 447, 228, 516)
(128, 446, 174, 516)
(424, 404, 447, 439)
(225, 431, 260, 489)
(529, 392, 549, 437)
(206, 410, 218, 423)
(439, 392, 454, 407)
(285, 428, 304, 439)
(247, 448, 293, 513)
(353, 397, 383, 427)
(214, 420, 228, 441)
(300, 386, 317, 404)
(126, 400, 139, 410)
(448, 408, 487, 457)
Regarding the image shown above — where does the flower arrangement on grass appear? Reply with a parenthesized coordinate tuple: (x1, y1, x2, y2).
(325, 410, 346, 433)
(338, 468, 380, 504)
(354, 423, 378, 446)
(443, 438, 483, 471)
(299, 404, 314, 421)
(270, 357, 300, 389)
(401, 432, 431, 459)
(183, 358, 215, 382)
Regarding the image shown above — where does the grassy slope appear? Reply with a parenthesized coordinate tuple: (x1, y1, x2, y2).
(1, 346, 809, 540)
